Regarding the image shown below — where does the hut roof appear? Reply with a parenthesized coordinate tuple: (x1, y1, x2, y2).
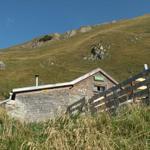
(12, 68, 118, 93)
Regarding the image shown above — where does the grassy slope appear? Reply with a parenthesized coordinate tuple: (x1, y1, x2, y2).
(0, 14, 150, 99)
(0, 105, 150, 149)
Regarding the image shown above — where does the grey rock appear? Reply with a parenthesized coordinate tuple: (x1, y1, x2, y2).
(89, 43, 108, 60)
(83, 57, 87, 60)
(53, 33, 61, 40)
(79, 26, 92, 33)
(65, 30, 77, 38)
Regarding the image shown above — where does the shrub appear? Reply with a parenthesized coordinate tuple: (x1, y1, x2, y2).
(39, 35, 53, 42)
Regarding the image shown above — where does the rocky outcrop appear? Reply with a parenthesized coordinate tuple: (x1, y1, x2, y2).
(17, 25, 93, 49)
(85, 42, 110, 61)
(31, 40, 43, 48)
(31, 34, 58, 48)
(53, 33, 61, 40)
(64, 26, 92, 38)
(65, 30, 77, 38)
(79, 26, 92, 33)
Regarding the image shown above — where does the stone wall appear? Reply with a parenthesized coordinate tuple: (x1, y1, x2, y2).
(8, 87, 71, 122)
(70, 73, 115, 99)
(70, 76, 94, 100)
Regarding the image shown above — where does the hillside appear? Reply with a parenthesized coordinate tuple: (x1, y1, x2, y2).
(0, 14, 150, 99)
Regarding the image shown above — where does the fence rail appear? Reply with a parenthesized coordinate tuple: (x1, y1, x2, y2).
(67, 68, 150, 115)
(66, 97, 86, 114)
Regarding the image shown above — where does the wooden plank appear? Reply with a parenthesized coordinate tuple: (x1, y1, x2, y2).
(118, 95, 128, 103)
(90, 102, 106, 113)
(105, 105, 116, 113)
(68, 97, 85, 108)
(103, 95, 127, 107)
(119, 99, 133, 106)
(68, 105, 84, 114)
(67, 97, 85, 114)
(105, 99, 116, 108)
(90, 105, 97, 113)
(89, 94, 103, 103)
(90, 95, 105, 103)
(90, 99, 105, 108)
(134, 89, 148, 98)
(134, 78, 150, 89)
(142, 97, 150, 105)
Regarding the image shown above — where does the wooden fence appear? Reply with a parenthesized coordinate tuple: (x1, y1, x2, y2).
(67, 68, 150, 115)
(66, 97, 86, 115)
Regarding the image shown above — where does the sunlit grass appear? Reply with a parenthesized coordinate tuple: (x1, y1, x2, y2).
(0, 105, 149, 150)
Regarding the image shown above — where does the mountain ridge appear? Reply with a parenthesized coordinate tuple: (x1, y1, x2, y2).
(2, 14, 149, 50)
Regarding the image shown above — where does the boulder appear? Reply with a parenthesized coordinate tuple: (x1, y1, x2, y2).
(65, 30, 77, 38)
(53, 33, 61, 40)
(79, 26, 92, 33)
(88, 43, 109, 60)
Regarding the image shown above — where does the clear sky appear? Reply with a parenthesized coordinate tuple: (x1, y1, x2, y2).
(0, 0, 150, 49)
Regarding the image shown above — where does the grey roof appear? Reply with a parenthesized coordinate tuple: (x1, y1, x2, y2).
(12, 68, 118, 93)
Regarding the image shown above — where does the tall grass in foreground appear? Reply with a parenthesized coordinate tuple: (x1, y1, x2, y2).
(0, 105, 150, 150)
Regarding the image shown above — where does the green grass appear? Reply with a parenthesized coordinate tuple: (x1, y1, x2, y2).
(0, 14, 150, 99)
(0, 105, 150, 149)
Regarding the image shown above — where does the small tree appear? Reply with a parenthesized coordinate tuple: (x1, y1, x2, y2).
(39, 35, 53, 42)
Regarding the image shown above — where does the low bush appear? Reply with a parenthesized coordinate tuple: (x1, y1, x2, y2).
(39, 35, 53, 42)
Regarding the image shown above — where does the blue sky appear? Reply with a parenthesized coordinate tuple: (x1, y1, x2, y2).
(0, 0, 150, 49)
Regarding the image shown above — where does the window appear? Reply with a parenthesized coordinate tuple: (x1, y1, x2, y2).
(97, 86, 105, 92)
(93, 85, 106, 93)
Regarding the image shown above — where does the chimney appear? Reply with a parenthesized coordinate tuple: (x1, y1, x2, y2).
(144, 64, 148, 70)
(35, 75, 39, 86)
(9, 92, 13, 100)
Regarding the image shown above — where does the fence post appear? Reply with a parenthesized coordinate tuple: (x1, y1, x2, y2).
(113, 90, 119, 108)
(146, 83, 150, 105)
(104, 93, 108, 112)
(131, 81, 135, 103)
(144, 64, 150, 105)
(85, 96, 90, 113)
(111, 89, 119, 115)
(88, 96, 96, 114)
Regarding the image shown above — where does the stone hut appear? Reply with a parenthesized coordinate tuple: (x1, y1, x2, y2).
(6, 68, 118, 122)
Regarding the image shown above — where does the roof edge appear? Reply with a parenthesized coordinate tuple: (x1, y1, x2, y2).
(12, 68, 118, 93)
(13, 82, 73, 93)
